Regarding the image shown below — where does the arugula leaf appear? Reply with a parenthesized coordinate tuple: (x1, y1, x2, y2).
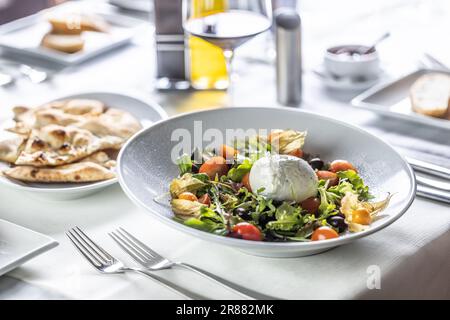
(337, 170, 371, 200)
(227, 158, 252, 182)
(192, 173, 210, 182)
(317, 186, 338, 218)
(328, 181, 354, 197)
(184, 218, 227, 235)
(266, 202, 302, 231)
(183, 205, 227, 235)
(177, 154, 192, 175)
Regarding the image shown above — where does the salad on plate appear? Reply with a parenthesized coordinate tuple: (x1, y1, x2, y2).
(168, 129, 391, 242)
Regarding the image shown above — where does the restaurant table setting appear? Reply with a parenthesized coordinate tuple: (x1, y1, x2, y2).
(0, 0, 449, 300)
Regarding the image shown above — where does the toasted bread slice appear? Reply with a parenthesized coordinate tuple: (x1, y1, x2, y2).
(48, 14, 110, 34)
(410, 73, 450, 118)
(41, 33, 85, 54)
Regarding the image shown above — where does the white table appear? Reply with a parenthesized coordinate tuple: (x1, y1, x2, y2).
(0, 0, 449, 299)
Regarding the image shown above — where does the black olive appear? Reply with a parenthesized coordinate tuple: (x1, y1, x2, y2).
(234, 207, 251, 220)
(327, 216, 348, 233)
(191, 163, 200, 174)
(259, 214, 275, 227)
(309, 158, 324, 170)
(272, 200, 284, 207)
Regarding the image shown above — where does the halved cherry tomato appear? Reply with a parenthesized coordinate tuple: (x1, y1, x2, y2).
(316, 170, 339, 186)
(198, 194, 211, 206)
(311, 226, 339, 241)
(241, 172, 252, 192)
(352, 208, 371, 225)
(199, 156, 229, 179)
(219, 144, 237, 161)
(178, 192, 198, 202)
(232, 222, 263, 241)
(329, 160, 358, 173)
(287, 148, 304, 158)
(300, 197, 320, 214)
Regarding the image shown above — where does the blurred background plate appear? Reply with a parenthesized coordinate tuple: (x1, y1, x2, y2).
(0, 2, 146, 66)
(109, 0, 153, 14)
(0, 91, 167, 201)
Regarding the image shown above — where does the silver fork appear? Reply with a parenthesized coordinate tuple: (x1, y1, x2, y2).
(109, 227, 277, 300)
(66, 227, 202, 300)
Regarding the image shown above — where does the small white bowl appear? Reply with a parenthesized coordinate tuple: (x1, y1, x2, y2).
(324, 45, 380, 78)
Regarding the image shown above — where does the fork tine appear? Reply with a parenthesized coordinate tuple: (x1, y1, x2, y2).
(109, 231, 147, 264)
(116, 228, 157, 261)
(73, 226, 114, 262)
(119, 227, 162, 260)
(66, 231, 102, 267)
(68, 229, 107, 265)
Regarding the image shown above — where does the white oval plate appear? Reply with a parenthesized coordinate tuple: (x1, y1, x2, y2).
(117, 107, 416, 258)
(0, 91, 167, 201)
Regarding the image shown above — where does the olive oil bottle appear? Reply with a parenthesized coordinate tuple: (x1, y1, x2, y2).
(188, 0, 228, 90)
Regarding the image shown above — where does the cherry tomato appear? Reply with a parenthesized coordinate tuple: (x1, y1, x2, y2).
(316, 170, 339, 186)
(219, 144, 237, 161)
(329, 160, 358, 173)
(197, 194, 211, 206)
(287, 148, 304, 158)
(199, 156, 229, 179)
(241, 172, 252, 192)
(352, 208, 371, 225)
(300, 197, 320, 214)
(178, 192, 198, 202)
(311, 226, 339, 241)
(232, 222, 263, 241)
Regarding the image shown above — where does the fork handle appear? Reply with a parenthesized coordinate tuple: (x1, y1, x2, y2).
(130, 269, 203, 300)
(174, 262, 277, 300)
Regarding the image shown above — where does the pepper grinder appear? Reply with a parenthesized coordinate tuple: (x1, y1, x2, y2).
(275, 8, 302, 106)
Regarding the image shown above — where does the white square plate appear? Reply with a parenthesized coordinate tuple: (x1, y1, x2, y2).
(0, 219, 58, 277)
(351, 68, 450, 130)
(0, 3, 146, 66)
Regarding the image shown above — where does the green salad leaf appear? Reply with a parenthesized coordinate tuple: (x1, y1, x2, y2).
(177, 154, 192, 175)
(337, 170, 371, 200)
(192, 173, 210, 183)
(266, 202, 302, 231)
(317, 185, 338, 218)
(227, 158, 252, 182)
(182, 206, 227, 235)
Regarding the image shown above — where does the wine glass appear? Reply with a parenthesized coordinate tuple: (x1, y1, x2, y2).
(182, 0, 272, 105)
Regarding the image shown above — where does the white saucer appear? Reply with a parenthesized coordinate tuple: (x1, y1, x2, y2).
(314, 64, 385, 91)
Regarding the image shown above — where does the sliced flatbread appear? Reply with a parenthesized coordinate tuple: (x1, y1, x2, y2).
(78, 108, 142, 139)
(15, 125, 122, 167)
(410, 73, 450, 118)
(41, 33, 85, 54)
(80, 151, 116, 169)
(61, 99, 105, 116)
(3, 162, 115, 183)
(6, 100, 140, 139)
(0, 135, 26, 163)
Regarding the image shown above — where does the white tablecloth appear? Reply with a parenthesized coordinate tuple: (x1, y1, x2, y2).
(0, 0, 449, 299)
